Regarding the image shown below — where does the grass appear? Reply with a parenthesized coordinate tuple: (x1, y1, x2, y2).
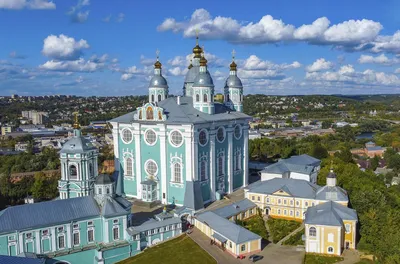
(267, 218, 302, 243)
(355, 260, 376, 264)
(236, 215, 269, 240)
(282, 228, 304, 246)
(304, 254, 344, 264)
(118, 235, 216, 264)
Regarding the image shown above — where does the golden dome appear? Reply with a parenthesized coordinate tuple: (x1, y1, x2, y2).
(154, 60, 162, 69)
(200, 54, 207, 66)
(230, 60, 237, 71)
(193, 45, 203, 58)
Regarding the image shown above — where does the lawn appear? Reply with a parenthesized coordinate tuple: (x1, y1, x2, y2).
(267, 218, 301, 243)
(304, 254, 344, 264)
(237, 215, 269, 240)
(118, 235, 216, 264)
(282, 228, 304, 246)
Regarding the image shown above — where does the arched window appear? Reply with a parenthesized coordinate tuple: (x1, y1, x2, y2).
(158, 94, 161, 101)
(309, 227, 316, 237)
(146, 106, 153, 120)
(106, 188, 110, 194)
(69, 165, 77, 180)
(173, 163, 181, 183)
(125, 157, 133, 176)
(218, 156, 224, 176)
(203, 94, 208, 102)
(151, 94, 154, 102)
(89, 163, 93, 177)
(200, 161, 207, 181)
(196, 94, 200, 102)
(328, 246, 334, 253)
(226, 94, 230, 102)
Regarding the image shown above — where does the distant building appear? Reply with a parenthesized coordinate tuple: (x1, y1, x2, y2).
(1, 126, 12, 136)
(351, 142, 386, 158)
(248, 130, 261, 140)
(21, 111, 48, 125)
(14, 142, 29, 152)
(260, 154, 321, 183)
(89, 121, 108, 129)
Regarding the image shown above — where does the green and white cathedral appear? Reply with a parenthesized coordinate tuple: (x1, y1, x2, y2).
(110, 39, 251, 210)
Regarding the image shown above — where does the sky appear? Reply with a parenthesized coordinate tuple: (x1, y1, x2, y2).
(1, 0, 400, 96)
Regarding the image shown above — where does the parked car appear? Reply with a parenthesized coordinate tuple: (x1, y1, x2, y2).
(249, 255, 263, 262)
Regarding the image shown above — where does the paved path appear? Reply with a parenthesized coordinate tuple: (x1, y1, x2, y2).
(277, 224, 304, 245)
(337, 250, 360, 264)
(188, 228, 241, 264)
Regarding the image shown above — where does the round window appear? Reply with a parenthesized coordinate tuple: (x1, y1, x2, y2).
(234, 125, 242, 139)
(199, 130, 208, 146)
(122, 129, 133, 143)
(146, 160, 158, 175)
(170, 131, 183, 147)
(145, 129, 157, 145)
(217, 127, 225, 142)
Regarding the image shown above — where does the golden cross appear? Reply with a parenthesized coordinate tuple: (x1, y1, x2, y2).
(195, 28, 199, 44)
(156, 49, 160, 60)
(232, 49, 236, 61)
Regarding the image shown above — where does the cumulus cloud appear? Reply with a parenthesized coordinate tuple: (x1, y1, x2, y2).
(42, 34, 90, 60)
(306, 58, 334, 72)
(158, 9, 394, 53)
(358, 54, 400, 65)
(39, 58, 103, 72)
(0, 0, 55, 10)
(168, 67, 188, 76)
(241, 55, 301, 71)
(67, 0, 90, 23)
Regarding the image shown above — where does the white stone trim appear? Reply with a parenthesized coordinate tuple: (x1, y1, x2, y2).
(160, 126, 167, 204)
(133, 124, 142, 198)
(120, 127, 133, 144)
(144, 128, 158, 146)
(216, 126, 226, 143)
(198, 128, 209, 146)
(168, 129, 184, 148)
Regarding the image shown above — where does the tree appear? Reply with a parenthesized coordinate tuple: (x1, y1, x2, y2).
(334, 148, 354, 163)
(31, 172, 46, 201)
(321, 120, 332, 129)
(310, 144, 328, 159)
(371, 155, 379, 171)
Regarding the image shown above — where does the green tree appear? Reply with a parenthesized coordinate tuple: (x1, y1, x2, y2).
(31, 172, 46, 201)
(310, 144, 328, 159)
(334, 148, 354, 163)
(371, 155, 380, 171)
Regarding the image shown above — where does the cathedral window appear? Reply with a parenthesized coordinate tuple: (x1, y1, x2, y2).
(226, 94, 230, 102)
(106, 188, 110, 194)
(122, 128, 133, 144)
(158, 110, 162, 120)
(158, 94, 162, 101)
(235, 153, 241, 171)
(170, 130, 183, 147)
(173, 163, 182, 183)
(146, 106, 154, 120)
(98, 188, 102, 195)
(145, 129, 157, 145)
(217, 127, 225, 142)
(89, 163, 93, 177)
(240, 94, 243, 102)
(88, 229, 94, 243)
(203, 94, 208, 103)
(151, 94, 155, 103)
(145, 160, 158, 176)
(113, 226, 120, 240)
(234, 124, 242, 139)
(125, 157, 133, 176)
(200, 161, 207, 181)
(309, 227, 316, 237)
(199, 130, 208, 146)
(196, 94, 200, 102)
(218, 156, 224, 176)
(58, 235, 65, 249)
(328, 246, 334, 253)
(69, 165, 78, 180)
(73, 232, 80, 246)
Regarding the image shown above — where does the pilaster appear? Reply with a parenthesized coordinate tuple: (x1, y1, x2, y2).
(133, 124, 142, 199)
(160, 124, 167, 204)
(243, 124, 249, 187)
(210, 127, 216, 201)
(227, 125, 233, 193)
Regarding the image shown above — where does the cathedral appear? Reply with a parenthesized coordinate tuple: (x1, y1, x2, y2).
(110, 38, 251, 210)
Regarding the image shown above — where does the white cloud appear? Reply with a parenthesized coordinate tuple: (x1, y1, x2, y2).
(102, 14, 111, 23)
(121, 73, 134, 81)
(71, 11, 89, 23)
(306, 58, 334, 72)
(39, 58, 102, 72)
(395, 68, 400, 74)
(116, 13, 125, 23)
(168, 67, 188, 76)
(168, 56, 186, 66)
(241, 55, 301, 71)
(157, 9, 387, 52)
(42, 34, 90, 60)
(68, 0, 90, 23)
(358, 54, 400, 65)
(0, 0, 55, 9)
(90, 54, 108, 63)
(140, 55, 156, 66)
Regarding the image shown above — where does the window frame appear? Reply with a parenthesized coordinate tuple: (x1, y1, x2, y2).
(169, 130, 183, 147)
(73, 232, 80, 246)
(198, 129, 208, 146)
(309, 227, 317, 237)
(144, 129, 158, 146)
(58, 235, 65, 249)
(88, 228, 95, 243)
(121, 128, 133, 144)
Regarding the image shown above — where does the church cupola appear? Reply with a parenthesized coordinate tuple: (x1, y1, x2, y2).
(327, 168, 337, 187)
(149, 50, 168, 103)
(224, 50, 244, 112)
(192, 51, 215, 115)
(183, 32, 202, 97)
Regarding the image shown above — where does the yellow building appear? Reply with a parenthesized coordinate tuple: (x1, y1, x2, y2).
(1, 126, 12, 136)
(244, 170, 349, 221)
(194, 211, 261, 257)
(304, 201, 358, 255)
(211, 198, 258, 222)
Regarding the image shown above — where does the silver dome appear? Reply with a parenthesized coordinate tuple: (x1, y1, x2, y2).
(149, 75, 168, 88)
(224, 75, 243, 89)
(193, 71, 214, 87)
(184, 65, 200, 83)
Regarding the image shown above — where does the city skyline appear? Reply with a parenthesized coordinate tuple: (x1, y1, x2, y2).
(1, 0, 400, 96)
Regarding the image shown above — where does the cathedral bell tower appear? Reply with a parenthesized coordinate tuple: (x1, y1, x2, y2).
(58, 113, 98, 199)
(148, 50, 168, 103)
(224, 50, 244, 112)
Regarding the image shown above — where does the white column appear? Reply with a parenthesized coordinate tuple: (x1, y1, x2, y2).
(51, 228, 56, 252)
(243, 124, 249, 187)
(160, 125, 167, 204)
(148, 235, 152, 245)
(134, 124, 142, 199)
(160, 232, 164, 241)
(337, 227, 341, 255)
(227, 125, 233, 193)
(321, 227, 324, 253)
(210, 127, 216, 201)
(66, 225, 72, 248)
(111, 122, 120, 169)
(192, 129, 199, 181)
(123, 218, 129, 240)
(35, 231, 40, 254)
(104, 220, 109, 243)
(18, 233, 23, 254)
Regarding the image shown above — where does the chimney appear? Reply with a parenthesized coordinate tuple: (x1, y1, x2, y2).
(177, 96, 181, 105)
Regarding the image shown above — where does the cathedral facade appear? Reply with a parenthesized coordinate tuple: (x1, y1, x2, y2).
(110, 39, 251, 209)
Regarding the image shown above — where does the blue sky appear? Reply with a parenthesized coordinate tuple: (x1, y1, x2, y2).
(1, 0, 400, 96)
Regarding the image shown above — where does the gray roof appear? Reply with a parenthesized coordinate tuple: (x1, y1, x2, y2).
(212, 199, 257, 219)
(196, 211, 261, 244)
(224, 75, 243, 89)
(110, 96, 250, 125)
(184, 65, 200, 83)
(0, 255, 45, 264)
(101, 197, 129, 217)
(0, 197, 100, 234)
(184, 181, 204, 211)
(366, 146, 384, 151)
(60, 131, 97, 154)
(149, 75, 168, 89)
(285, 154, 321, 166)
(315, 186, 348, 202)
(305, 201, 358, 226)
(261, 154, 320, 175)
(114, 196, 132, 211)
(193, 71, 214, 87)
(127, 217, 181, 236)
(246, 178, 320, 199)
(96, 174, 114, 185)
